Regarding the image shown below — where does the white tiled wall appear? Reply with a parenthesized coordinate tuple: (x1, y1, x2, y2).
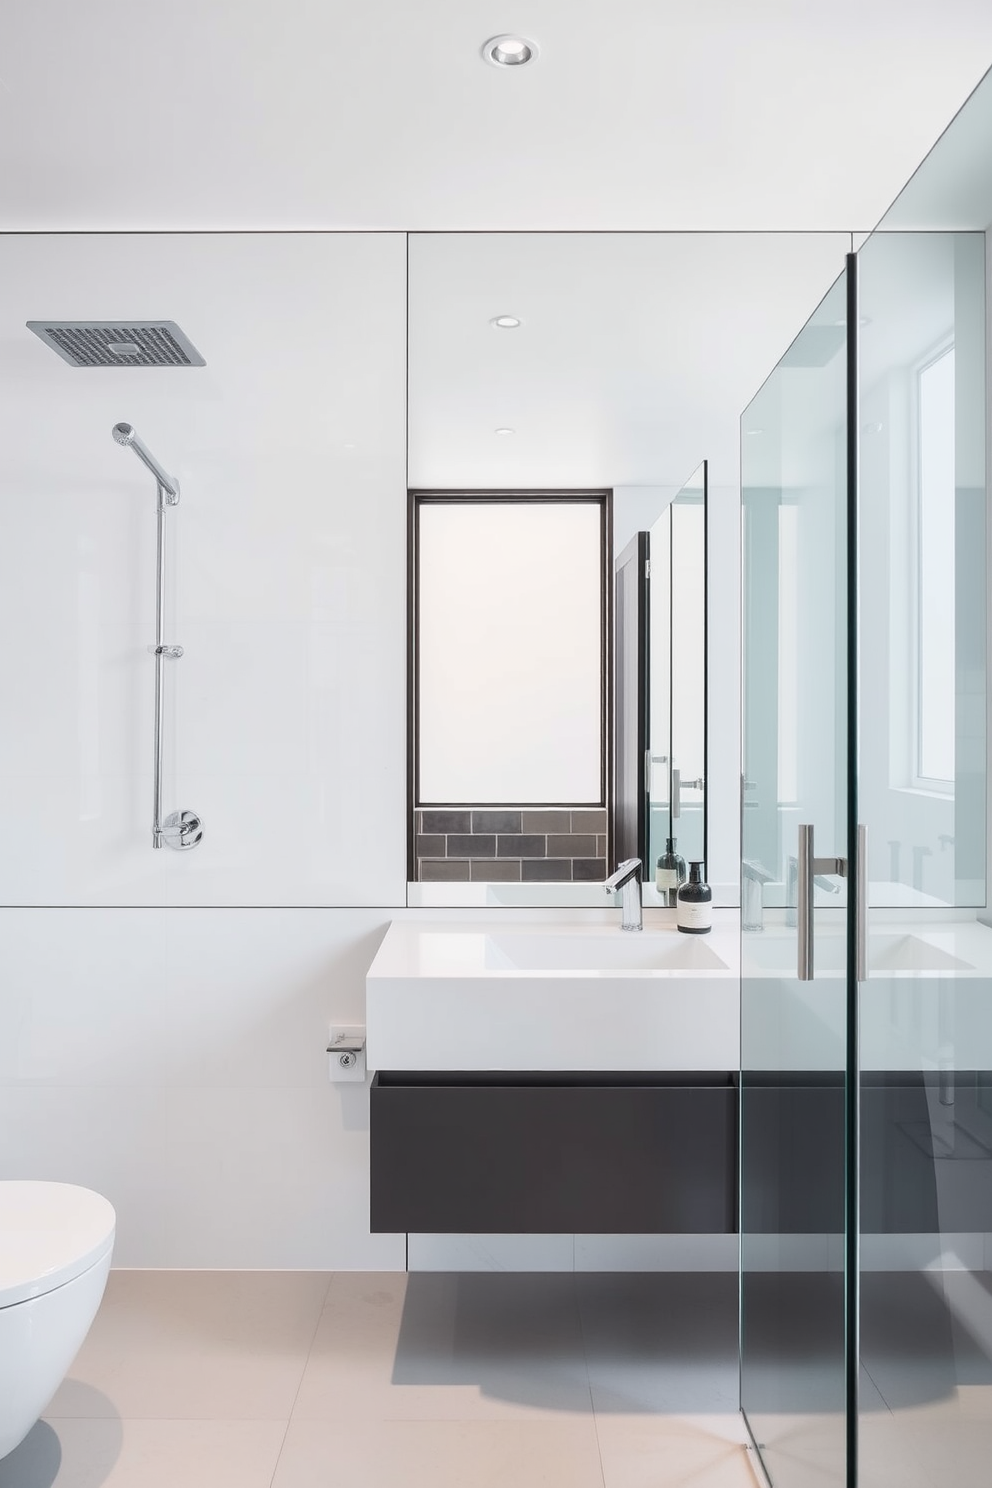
(0, 232, 408, 906)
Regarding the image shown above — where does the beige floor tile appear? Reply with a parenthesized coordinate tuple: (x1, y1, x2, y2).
(272, 1417, 605, 1488)
(292, 1271, 594, 1421)
(47, 1270, 331, 1420)
(580, 1273, 739, 1416)
(1, 1418, 287, 1488)
(595, 1415, 758, 1488)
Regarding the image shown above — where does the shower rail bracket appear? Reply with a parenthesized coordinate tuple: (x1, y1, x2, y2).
(147, 644, 184, 658)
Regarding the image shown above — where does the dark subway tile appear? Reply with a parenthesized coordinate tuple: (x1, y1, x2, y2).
(422, 810, 471, 835)
(416, 834, 447, 858)
(572, 857, 608, 881)
(473, 810, 522, 833)
(420, 859, 471, 881)
(571, 809, 608, 834)
(471, 859, 521, 881)
(521, 859, 573, 882)
(522, 810, 572, 834)
(548, 834, 597, 858)
(497, 835, 546, 858)
(597, 835, 607, 857)
(449, 834, 495, 857)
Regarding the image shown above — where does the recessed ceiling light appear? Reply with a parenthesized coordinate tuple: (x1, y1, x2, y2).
(490, 315, 521, 329)
(482, 34, 538, 67)
(494, 427, 515, 436)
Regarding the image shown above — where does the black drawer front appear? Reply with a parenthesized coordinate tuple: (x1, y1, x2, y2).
(370, 1072, 737, 1235)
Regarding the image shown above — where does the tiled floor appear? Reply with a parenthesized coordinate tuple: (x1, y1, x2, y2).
(0, 1270, 758, 1488)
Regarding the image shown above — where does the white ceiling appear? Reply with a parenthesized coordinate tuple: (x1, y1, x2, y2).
(3, 0, 992, 232)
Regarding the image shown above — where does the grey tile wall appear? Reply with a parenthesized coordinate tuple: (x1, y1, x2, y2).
(415, 808, 608, 883)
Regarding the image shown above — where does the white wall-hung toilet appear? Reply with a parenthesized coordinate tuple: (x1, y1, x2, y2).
(0, 1182, 115, 1460)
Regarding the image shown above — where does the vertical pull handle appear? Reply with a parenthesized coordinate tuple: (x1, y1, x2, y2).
(797, 823, 849, 981)
(672, 767, 682, 819)
(856, 823, 868, 983)
(797, 824, 814, 980)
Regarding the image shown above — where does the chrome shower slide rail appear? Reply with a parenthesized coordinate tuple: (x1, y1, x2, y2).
(113, 423, 203, 851)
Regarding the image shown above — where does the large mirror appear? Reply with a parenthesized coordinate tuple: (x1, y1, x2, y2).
(405, 231, 854, 906)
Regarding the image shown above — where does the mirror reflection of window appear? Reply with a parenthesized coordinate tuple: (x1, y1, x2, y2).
(777, 502, 798, 805)
(917, 343, 955, 788)
(411, 493, 610, 890)
(417, 498, 605, 804)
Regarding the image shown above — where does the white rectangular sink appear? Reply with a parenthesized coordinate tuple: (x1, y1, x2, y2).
(485, 930, 729, 972)
(366, 916, 740, 1072)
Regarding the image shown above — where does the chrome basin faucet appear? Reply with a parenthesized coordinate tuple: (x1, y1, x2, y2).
(605, 858, 643, 931)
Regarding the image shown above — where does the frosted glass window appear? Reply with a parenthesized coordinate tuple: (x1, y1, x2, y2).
(918, 347, 955, 784)
(417, 499, 604, 804)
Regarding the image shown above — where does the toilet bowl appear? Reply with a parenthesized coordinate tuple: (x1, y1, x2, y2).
(0, 1182, 115, 1460)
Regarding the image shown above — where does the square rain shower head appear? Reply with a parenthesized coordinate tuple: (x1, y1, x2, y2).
(26, 321, 206, 368)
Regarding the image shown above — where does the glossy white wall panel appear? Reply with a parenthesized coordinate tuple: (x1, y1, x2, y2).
(0, 232, 407, 906)
(0, 907, 403, 1269)
(0, 909, 389, 1088)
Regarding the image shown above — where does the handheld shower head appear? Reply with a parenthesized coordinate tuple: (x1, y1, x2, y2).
(112, 422, 179, 499)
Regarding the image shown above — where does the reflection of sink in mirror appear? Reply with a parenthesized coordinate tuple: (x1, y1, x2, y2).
(746, 933, 973, 973)
(484, 931, 729, 973)
(485, 883, 610, 907)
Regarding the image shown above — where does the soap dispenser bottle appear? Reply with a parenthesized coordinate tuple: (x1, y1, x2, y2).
(655, 837, 687, 906)
(676, 861, 712, 934)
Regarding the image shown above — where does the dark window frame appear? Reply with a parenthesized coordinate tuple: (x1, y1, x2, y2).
(407, 489, 613, 881)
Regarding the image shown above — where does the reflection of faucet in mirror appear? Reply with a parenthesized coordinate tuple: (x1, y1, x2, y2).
(785, 855, 843, 926)
(605, 858, 643, 932)
(912, 844, 932, 892)
(742, 860, 774, 933)
(888, 840, 901, 881)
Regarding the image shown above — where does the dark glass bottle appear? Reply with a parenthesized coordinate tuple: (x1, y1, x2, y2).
(676, 860, 712, 934)
(655, 837, 687, 906)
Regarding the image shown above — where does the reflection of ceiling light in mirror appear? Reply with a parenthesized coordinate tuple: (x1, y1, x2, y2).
(744, 428, 764, 437)
(494, 427, 515, 436)
(490, 315, 521, 328)
(482, 35, 538, 66)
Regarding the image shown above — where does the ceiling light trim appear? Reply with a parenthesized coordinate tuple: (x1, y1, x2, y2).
(481, 35, 539, 68)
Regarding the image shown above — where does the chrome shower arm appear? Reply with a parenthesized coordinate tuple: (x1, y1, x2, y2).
(112, 422, 180, 501)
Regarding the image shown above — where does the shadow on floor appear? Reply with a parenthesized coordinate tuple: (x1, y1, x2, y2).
(0, 1423, 63, 1488)
(0, 1389, 122, 1488)
(393, 1271, 739, 1414)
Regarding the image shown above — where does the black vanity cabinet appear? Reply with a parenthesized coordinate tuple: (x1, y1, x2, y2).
(369, 1070, 737, 1234)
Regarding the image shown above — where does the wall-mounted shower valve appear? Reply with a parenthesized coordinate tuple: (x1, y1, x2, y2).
(161, 810, 203, 850)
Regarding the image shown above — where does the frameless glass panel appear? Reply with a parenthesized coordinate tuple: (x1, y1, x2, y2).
(857, 225, 990, 1488)
(740, 269, 852, 1486)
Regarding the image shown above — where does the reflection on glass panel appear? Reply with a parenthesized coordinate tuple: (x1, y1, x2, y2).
(858, 231, 985, 907)
(858, 228, 989, 1488)
(918, 345, 955, 785)
(647, 463, 706, 881)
